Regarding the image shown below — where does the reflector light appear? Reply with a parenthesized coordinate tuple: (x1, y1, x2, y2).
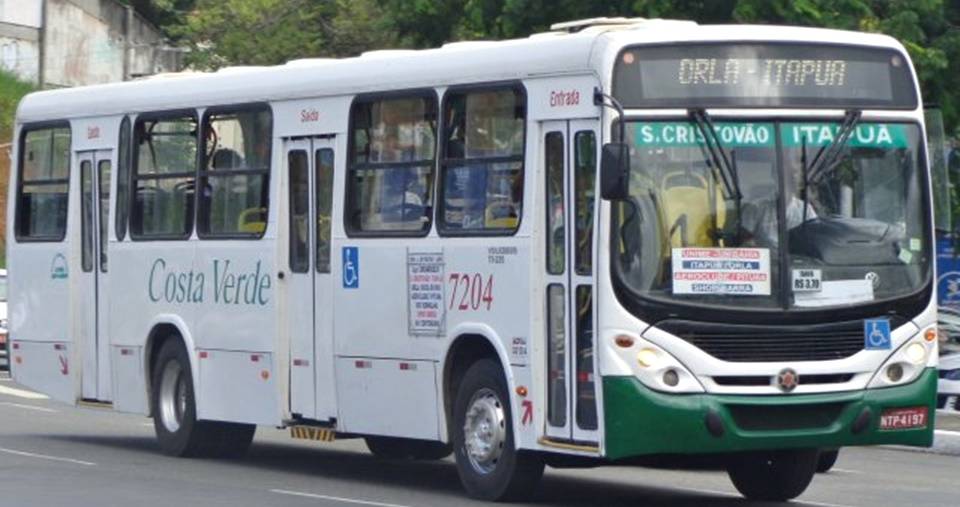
(614, 335, 635, 348)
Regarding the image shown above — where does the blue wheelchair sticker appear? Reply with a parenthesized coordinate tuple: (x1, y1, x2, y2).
(863, 318, 891, 350)
(342, 247, 359, 289)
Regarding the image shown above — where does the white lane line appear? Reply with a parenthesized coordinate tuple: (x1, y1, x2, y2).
(830, 468, 863, 475)
(801, 501, 858, 507)
(270, 489, 413, 507)
(0, 447, 96, 466)
(667, 485, 740, 498)
(0, 384, 49, 400)
(669, 485, 855, 507)
(935, 429, 960, 437)
(0, 401, 57, 413)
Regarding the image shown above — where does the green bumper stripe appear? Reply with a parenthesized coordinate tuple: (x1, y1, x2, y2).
(603, 368, 937, 460)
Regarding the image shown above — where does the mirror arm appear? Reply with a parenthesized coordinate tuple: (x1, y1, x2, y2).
(594, 88, 626, 142)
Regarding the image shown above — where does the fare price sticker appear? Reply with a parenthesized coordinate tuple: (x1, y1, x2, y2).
(791, 269, 822, 293)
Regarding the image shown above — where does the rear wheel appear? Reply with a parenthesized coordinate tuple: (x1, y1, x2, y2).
(453, 359, 544, 502)
(151, 339, 255, 458)
(727, 449, 819, 501)
(365, 436, 452, 460)
(816, 449, 840, 473)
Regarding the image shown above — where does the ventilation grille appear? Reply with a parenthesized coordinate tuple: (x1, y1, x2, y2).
(659, 318, 905, 363)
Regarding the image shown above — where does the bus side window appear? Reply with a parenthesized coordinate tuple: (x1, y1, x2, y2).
(288, 150, 309, 273)
(439, 86, 525, 235)
(131, 113, 198, 239)
(346, 93, 437, 236)
(198, 105, 272, 238)
(116, 117, 131, 241)
(15, 126, 71, 242)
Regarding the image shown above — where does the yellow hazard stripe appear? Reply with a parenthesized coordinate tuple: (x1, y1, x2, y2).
(289, 426, 335, 442)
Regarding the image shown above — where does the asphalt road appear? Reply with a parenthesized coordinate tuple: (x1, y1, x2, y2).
(0, 372, 957, 507)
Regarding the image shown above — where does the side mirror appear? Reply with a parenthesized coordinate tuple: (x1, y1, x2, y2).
(600, 142, 630, 200)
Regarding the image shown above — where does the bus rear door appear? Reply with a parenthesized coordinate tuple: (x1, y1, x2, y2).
(285, 137, 337, 421)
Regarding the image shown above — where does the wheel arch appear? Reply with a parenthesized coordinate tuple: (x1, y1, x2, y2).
(441, 323, 517, 443)
(143, 315, 197, 416)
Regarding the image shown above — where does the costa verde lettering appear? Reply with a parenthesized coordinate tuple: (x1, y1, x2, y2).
(148, 258, 271, 306)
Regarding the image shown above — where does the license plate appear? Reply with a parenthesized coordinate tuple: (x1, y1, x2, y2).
(879, 407, 928, 430)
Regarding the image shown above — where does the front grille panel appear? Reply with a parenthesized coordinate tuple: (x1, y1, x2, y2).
(728, 402, 847, 431)
(659, 318, 906, 363)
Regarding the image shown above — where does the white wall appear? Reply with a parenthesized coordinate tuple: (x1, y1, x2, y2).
(0, 0, 42, 28)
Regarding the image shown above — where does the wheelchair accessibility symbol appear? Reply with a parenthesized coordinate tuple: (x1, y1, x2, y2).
(863, 318, 891, 350)
(342, 247, 359, 289)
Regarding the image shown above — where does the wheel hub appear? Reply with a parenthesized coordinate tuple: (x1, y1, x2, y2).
(463, 388, 506, 474)
(158, 361, 187, 433)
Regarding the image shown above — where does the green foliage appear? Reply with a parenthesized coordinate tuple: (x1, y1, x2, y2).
(0, 70, 35, 140)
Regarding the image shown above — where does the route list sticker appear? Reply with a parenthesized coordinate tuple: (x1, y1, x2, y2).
(672, 248, 771, 296)
(407, 251, 445, 336)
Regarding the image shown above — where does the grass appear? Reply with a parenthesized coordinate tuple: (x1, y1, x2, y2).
(1, 69, 37, 269)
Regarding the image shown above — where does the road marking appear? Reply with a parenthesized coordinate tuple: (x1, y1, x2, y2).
(669, 484, 854, 507)
(801, 501, 857, 507)
(0, 384, 49, 400)
(0, 401, 57, 413)
(0, 447, 96, 466)
(270, 489, 412, 507)
(935, 429, 960, 437)
(830, 468, 863, 475)
(667, 485, 739, 498)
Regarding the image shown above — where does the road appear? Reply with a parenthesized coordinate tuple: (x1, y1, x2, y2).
(0, 371, 957, 507)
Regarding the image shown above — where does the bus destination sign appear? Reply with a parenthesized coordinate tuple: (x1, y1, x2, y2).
(613, 43, 917, 109)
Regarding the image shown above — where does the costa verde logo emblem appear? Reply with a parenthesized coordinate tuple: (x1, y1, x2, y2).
(51, 253, 68, 280)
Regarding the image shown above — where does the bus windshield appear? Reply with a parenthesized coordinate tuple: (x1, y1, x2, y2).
(612, 120, 929, 311)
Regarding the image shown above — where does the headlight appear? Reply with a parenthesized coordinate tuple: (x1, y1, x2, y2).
(0, 318, 7, 330)
(609, 332, 705, 393)
(868, 328, 936, 389)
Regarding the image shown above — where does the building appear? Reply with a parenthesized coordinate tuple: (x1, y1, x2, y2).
(0, 0, 183, 88)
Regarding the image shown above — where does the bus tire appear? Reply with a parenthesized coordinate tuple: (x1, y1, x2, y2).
(727, 449, 819, 501)
(452, 359, 544, 502)
(816, 449, 839, 473)
(365, 437, 452, 461)
(151, 340, 255, 458)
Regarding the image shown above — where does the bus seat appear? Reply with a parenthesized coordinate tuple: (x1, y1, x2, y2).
(238, 207, 267, 234)
(485, 200, 519, 229)
(660, 171, 716, 247)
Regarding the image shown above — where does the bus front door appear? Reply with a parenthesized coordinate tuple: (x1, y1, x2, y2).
(77, 149, 112, 401)
(285, 137, 337, 421)
(543, 120, 601, 445)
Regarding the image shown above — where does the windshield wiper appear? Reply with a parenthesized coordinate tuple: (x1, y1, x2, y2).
(689, 108, 742, 243)
(808, 110, 862, 184)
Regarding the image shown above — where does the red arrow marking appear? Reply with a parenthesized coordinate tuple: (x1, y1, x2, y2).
(58, 355, 69, 376)
(521, 400, 533, 426)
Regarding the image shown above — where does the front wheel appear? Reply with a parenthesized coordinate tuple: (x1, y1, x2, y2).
(727, 449, 819, 501)
(816, 449, 840, 473)
(453, 359, 544, 502)
(151, 340, 255, 458)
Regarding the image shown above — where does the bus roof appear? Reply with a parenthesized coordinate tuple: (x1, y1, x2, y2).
(15, 19, 907, 124)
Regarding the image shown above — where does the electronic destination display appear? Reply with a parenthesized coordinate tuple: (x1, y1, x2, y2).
(612, 43, 918, 109)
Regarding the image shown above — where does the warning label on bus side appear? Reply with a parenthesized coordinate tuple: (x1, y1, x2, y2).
(407, 251, 446, 336)
(671, 247, 771, 296)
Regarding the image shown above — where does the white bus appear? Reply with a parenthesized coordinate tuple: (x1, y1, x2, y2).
(7, 18, 939, 502)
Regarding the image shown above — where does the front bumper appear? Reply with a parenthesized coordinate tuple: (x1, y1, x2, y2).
(603, 368, 937, 460)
